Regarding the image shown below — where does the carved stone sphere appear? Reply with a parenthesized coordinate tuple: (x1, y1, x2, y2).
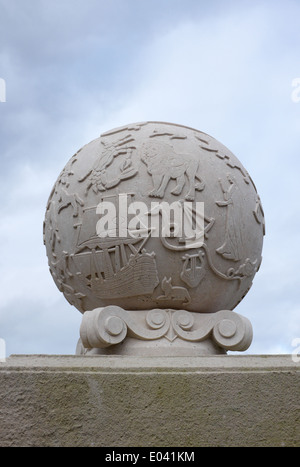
(44, 122, 265, 314)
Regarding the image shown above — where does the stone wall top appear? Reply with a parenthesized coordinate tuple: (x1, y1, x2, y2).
(1, 354, 299, 447)
(2, 354, 299, 372)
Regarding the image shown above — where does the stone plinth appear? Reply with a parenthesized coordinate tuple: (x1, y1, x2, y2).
(0, 355, 299, 447)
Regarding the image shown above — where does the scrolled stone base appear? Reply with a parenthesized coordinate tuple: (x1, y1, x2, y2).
(76, 306, 253, 356)
(76, 335, 227, 356)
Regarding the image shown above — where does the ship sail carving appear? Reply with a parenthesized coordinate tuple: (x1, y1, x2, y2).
(72, 201, 159, 299)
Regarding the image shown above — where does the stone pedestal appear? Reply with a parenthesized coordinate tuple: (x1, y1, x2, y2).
(77, 307, 252, 356)
(0, 355, 299, 447)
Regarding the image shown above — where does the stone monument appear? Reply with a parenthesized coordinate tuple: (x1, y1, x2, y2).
(43, 121, 265, 355)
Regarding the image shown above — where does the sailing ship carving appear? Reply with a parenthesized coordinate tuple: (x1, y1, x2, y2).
(72, 202, 159, 299)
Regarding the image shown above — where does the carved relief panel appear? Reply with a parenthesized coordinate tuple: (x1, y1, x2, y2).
(44, 122, 264, 314)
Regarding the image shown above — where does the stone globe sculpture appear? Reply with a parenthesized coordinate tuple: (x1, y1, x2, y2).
(43, 122, 265, 355)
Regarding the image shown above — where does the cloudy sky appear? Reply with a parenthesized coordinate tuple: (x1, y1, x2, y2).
(0, 0, 299, 356)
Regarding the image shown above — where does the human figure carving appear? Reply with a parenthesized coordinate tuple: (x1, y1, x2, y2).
(216, 175, 242, 261)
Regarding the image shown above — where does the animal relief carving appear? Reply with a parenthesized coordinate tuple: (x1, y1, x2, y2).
(78, 135, 138, 194)
(141, 141, 204, 200)
(157, 277, 191, 305)
(57, 189, 84, 217)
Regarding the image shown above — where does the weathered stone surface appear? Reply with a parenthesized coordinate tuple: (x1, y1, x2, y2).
(0, 355, 299, 447)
